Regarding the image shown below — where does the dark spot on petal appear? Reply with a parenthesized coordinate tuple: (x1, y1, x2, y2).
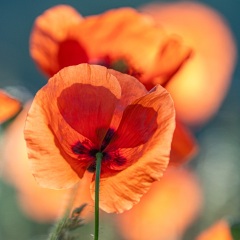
(72, 141, 88, 155)
(87, 162, 96, 173)
(114, 155, 127, 166)
(89, 148, 99, 157)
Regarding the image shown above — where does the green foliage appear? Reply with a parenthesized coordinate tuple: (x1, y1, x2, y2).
(231, 222, 240, 240)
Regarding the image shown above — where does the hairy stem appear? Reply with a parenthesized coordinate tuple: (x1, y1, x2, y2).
(94, 152, 103, 240)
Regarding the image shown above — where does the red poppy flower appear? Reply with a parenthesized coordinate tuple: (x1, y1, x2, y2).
(0, 90, 21, 124)
(142, 1, 237, 125)
(24, 64, 175, 213)
(30, 4, 197, 166)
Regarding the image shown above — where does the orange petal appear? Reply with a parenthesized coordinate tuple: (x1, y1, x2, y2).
(91, 85, 175, 213)
(170, 120, 198, 166)
(196, 220, 233, 240)
(142, 2, 236, 125)
(0, 90, 21, 124)
(24, 64, 121, 188)
(30, 5, 83, 76)
(116, 168, 202, 240)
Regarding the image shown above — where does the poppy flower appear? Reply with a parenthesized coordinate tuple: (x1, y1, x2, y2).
(0, 90, 21, 124)
(116, 168, 202, 240)
(30, 4, 197, 166)
(142, 1, 237, 125)
(196, 220, 233, 240)
(30, 5, 191, 86)
(2, 103, 94, 222)
(24, 64, 176, 213)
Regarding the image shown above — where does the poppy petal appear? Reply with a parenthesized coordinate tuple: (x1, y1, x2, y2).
(30, 5, 84, 76)
(25, 99, 80, 189)
(56, 64, 121, 146)
(91, 85, 175, 213)
(0, 90, 21, 124)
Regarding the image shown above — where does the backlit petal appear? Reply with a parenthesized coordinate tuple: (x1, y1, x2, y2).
(25, 100, 80, 189)
(30, 5, 84, 76)
(116, 168, 202, 240)
(56, 64, 121, 146)
(91, 85, 175, 213)
(0, 90, 21, 124)
(142, 2, 236, 125)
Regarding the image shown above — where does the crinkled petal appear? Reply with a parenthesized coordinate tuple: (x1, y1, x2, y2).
(30, 5, 84, 76)
(91, 85, 175, 213)
(0, 90, 21, 124)
(25, 100, 80, 189)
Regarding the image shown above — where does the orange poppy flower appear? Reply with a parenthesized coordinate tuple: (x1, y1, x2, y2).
(30, 4, 197, 167)
(196, 220, 233, 240)
(30, 5, 191, 86)
(2, 103, 94, 222)
(142, 1, 237, 125)
(116, 168, 202, 240)
(24, 64, 176, 213)
(0, 90, 21, 124)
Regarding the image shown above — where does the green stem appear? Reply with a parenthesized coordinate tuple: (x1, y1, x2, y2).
(94, 152, 103, 240)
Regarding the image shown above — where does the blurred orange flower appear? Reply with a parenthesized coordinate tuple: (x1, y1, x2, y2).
(0, 90, 21, 124)
(142, 1, 236, 125)
(116, 168, 202, 240)
(196, 220, 233, 240)
(24, 64, 175, 213)
(29, 4, 197, 166)
(30, 5, 191, 87)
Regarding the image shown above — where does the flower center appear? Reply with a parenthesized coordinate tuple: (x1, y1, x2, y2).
(91, 56, 141, 78)
(72, 128, 126, 172)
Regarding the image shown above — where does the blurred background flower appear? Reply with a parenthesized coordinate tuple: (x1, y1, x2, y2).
(0, 0, 239, 239)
